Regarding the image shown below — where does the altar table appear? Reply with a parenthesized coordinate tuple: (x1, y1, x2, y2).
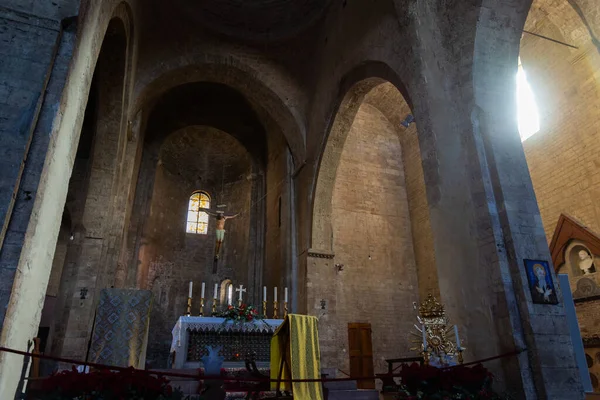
(170, 316, 283, 369)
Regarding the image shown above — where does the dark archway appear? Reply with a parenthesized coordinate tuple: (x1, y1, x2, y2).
(46, 15, 130, 364)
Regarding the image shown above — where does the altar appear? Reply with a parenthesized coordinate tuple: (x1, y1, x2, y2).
(170, 316, 284, 369)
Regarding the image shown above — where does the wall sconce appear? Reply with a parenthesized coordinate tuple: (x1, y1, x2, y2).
(320, 299, 326, 310)
(80, 287, 88, 300)
(335, 263, 344, 272)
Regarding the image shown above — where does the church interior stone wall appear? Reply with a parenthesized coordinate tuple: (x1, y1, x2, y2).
(0, 1, 78, 328)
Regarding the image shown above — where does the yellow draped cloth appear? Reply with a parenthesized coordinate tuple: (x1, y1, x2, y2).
(270, 314, 324, 400)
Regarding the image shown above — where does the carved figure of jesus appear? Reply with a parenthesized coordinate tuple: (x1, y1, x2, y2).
(199, 208, 239, 263)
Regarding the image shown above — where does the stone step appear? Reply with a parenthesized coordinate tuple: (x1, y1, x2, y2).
(320, 368, 358, 391)
(327, 389, 379, 400)
(323, 379, 358, 391)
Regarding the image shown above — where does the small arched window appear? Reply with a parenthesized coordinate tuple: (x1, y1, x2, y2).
(186, 191, 210, 234)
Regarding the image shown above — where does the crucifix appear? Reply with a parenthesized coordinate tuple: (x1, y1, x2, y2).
(198, 207, 239, 272)
(235, 284, 246, 306)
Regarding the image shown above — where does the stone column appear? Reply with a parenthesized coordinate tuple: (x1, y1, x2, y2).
(53, 21, 129, 360)
(402, 1, 583, 398)
(469, 2, 584, 398)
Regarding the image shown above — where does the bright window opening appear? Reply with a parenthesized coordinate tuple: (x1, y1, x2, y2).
(517, 61, 540, 142)
(186, 191, 210, 234)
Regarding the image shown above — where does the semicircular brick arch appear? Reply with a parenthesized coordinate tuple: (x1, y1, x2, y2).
(132, 61, 306, 166)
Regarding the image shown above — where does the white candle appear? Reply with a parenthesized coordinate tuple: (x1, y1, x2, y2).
(263, 286, 267, 302)
(201, 282, 205, 299)
(422, 324, 427, 349)
(189, 281, 193, 298)
(454, 325, 460, 349)
(274, 287, 278, 302)
(284, 287, 288, 303)
(213, 283, 218, 299)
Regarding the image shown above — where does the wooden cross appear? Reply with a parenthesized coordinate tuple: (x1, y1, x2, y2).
(235, 284, 246, 306)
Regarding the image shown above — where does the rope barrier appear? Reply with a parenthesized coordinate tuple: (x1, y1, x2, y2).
(0, 345, 525, 384)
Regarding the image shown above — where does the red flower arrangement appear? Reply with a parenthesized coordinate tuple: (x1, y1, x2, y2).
(31, 366, 184, 400)
(217, 303, 262, 323)
(392, 363, 509, 400)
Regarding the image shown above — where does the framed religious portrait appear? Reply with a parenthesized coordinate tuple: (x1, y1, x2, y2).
(524, 259, 559, 305)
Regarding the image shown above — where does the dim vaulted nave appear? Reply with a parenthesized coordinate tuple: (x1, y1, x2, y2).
(1, 0, 600, 399)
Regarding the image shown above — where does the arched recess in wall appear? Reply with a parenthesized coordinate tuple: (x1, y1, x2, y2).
(126, 76, 297, 366)
(307, 63, 438, 374)
(43, 4, 136, 363)
(310, 62, 438, 300)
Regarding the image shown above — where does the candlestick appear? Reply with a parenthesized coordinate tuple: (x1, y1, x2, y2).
(189, 281, 193, 298)
(262, 300, 267, 317)
(284, 287, 288, 303)
(283, 301, 288, 319)
(422, 324, 427, 350)
(273, 300, 279, 319)
(199, 297, 205, 317)
(201, 282, 205, 299)
(263, 286, 267, 302)
(422, 348, 430, 366)
(274, 287, 278, 302)
(211, 298, 217, 316)
(213, 283, 218, 299)
(454, 325, 460, 349)
(186, 297, 192, 316)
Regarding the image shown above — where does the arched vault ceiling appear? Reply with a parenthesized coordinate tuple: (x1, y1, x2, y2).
(525, 0, 600, 51)
(134, 63, 306, 166)
(154, 0, 332, 43)
(160, 126, 253, 188)
(145, 82, 267, 165)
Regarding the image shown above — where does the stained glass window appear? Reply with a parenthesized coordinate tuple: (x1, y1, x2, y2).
(186, 191, 210, 234)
